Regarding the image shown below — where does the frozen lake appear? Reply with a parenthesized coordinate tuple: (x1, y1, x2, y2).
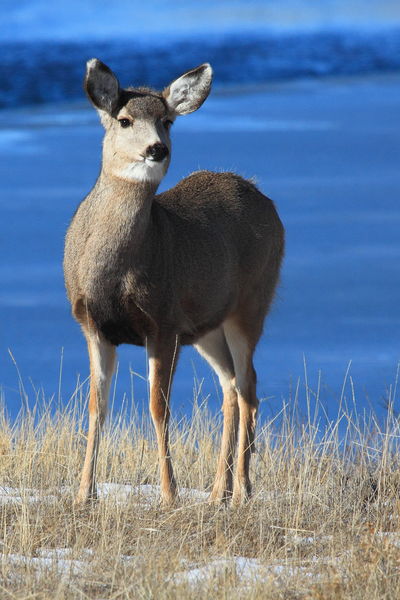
(0, 73, 399, 422)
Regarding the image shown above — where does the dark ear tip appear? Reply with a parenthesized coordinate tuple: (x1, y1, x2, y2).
(85, 58, 113, 77)
(83, 58, 120, 113)
(198, 63, 213, 78)
(86, 58, 101, 73)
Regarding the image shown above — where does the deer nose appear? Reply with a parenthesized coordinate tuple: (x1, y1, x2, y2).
(146, 143, 169, 162)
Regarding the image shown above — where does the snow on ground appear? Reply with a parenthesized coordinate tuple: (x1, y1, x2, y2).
(0, 483, 209, 507)
(97, 482, 209, 506)
(1, 483, 400, 587)
(171, 556, 320, 586)
(0, 549, 320, 588)
(0, 486, 57, 505)
(1, 551, 86, 578)
(376, 531, 400, 548)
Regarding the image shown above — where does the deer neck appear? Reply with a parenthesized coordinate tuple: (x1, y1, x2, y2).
(93, 171, 159, 251)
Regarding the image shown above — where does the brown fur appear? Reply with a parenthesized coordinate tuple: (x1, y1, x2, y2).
(64, 60, 284, 505)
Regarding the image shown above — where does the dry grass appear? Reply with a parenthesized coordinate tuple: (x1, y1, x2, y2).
(1, 371, 400, 599)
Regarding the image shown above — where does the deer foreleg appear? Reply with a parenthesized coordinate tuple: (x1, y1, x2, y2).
(75, 334, 116, 505)
(148, 336, 180, 506)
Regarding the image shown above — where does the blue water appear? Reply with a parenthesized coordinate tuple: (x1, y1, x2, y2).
(2, 1, 400, 40)
(1, 1, 400, 108)
(0, 74, 399, 424)
(0, 2, 400, 424)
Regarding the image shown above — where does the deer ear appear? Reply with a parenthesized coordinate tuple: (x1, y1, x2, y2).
(84, 59, 120, 114)
(163, 63, 213, 115)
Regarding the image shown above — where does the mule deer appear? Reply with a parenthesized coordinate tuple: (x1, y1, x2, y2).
(64, 59, 284, 506)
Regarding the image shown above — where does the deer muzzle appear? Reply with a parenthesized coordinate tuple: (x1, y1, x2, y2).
(146, 143, 169, 162)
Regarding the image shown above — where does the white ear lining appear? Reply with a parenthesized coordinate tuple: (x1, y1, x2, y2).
(165, 64, 212, 115)
(169, 81, 190, 106)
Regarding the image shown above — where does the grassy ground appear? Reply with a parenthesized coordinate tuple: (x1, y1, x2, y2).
(1, 378, 400, 599)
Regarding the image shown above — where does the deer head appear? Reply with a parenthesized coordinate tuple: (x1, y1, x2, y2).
(84, 59, 213, 183)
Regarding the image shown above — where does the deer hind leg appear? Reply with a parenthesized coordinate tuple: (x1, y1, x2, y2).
(223, 317, 259, 505)
(194, 328, 239, 503)
(148, 336, 180, 506)
(75, 332, 116, 506)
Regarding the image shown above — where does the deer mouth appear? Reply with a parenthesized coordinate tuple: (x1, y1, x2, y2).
(143, 155, 168, 167)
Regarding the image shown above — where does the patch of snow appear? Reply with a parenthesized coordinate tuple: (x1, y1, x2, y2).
(172, 556, 319, 586)
(97, 483, 208, 505)
(0, 483, 208, 507)
(36, 547, 93, 560)
(376, 532, 400, 548)
(179, 487, 209, 502)
(1, 552, 86, 577)
(0, 486, 56, 505)
(1, 547, 137, 584)
(97, 482, 137, 501)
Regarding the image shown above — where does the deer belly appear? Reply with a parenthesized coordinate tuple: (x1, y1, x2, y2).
(179, 297, 234, 345)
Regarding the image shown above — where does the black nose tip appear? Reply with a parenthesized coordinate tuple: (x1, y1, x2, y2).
(146, 143, 169, 162)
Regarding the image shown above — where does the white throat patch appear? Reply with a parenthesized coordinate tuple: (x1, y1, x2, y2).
(117, 158, 166, 183)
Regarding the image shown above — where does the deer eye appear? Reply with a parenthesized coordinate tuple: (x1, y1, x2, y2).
(164, 119, 173, 130)
(118, 118, 131, 128)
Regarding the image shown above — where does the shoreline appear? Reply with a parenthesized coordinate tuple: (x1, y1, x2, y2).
(0, 70, 399, 117)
